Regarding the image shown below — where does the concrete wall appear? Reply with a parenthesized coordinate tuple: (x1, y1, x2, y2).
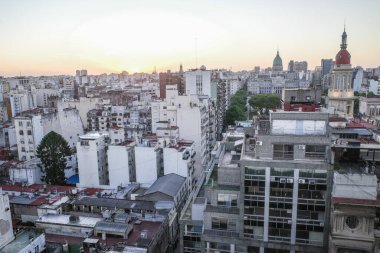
(77, 138, 102, 187)
(0, 190, 14, 249)
(135, 147, 158, 187)
(108, 145, 131, 187)
(63, 97, 100, 129)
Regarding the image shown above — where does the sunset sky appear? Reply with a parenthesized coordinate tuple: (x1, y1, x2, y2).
(0, 0, 379, 76)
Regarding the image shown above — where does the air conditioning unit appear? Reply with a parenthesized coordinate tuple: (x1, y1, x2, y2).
(298, 179, 306, 184)
(279, 178, 286, 183)
(309, 179, 316, 185)
(287, 178, 293, 183)
(320, 222, 324, 227)
(270, 177, 277, 182)
(298, 145, 306, 150)
(256, 141, 263, 146)
(287, 220, 292, 224)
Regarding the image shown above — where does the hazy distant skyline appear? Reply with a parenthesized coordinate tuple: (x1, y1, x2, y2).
(0, 0, 379, 76)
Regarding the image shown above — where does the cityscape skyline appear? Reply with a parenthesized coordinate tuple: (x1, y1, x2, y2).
(0, 0, 379, 76)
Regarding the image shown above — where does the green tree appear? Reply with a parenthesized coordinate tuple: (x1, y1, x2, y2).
(36, 131, 71, 185)
(224, 85, 248, 127)
(225, 105, 245, 125)
(249, 94, 281, 113)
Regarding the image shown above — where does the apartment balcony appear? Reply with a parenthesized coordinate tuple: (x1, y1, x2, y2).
(203, 229, 239, 238)
(205, 205, 239, 215)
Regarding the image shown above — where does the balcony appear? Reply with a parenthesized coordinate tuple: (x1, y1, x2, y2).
(203, 229, 239, 238)
(205, 205, 239, 215)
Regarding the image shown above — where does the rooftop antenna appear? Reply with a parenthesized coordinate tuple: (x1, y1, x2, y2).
(195, 36, 198, 69)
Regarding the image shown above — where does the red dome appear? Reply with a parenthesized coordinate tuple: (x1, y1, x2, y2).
(335, 49, 351, 65)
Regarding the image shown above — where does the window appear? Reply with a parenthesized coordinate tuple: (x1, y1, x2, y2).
(346, 216, 359, 229)
(211, 217, 236, 231)
(211, 217, 228, 230)
(217, 194, 238, 207)
(19, 130, 24, 135)
(273, 144, 294, 160)
(27, 130, 32, 135)
(81, 140, 89, 146)
(305, 145, 326, 159)
(27, 122, 31, 127)
(18, 121, 23, 127)
(196, 75, 203, 95)
(21, 147, 25, 152)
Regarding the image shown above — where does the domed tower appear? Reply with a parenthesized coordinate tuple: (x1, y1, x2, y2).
(272, 50, 283, 72)
(328, 27, 354, 118)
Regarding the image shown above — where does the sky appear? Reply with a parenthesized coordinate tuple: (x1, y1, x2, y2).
(0, 0, 379, 76)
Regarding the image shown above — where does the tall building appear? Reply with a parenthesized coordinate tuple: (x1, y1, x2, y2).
(321, 59, 333, 77)
(159, 69, 184, 99)
(77, 132, 109, 187)
(185, 67, 212, 97)
(328, 28, 355, 118)
(180, 110, 332, 253)
(151, 85, 215, 173)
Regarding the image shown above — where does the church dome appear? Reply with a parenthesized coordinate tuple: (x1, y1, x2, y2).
(336, 49, 351, 65)
(273, 51, 283, 67)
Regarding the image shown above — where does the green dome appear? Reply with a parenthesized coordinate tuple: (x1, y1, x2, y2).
(273, 50, 283, 67)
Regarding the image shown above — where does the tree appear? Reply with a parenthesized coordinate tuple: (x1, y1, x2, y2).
(36, 131, 71, 185)
(224, 85, 248, 127)
(249, 94, 281, 113)
(225, 105, 245, 125)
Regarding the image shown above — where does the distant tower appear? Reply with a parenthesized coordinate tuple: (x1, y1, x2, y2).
(328, 27, 354, 118)
(179, 63, 183, 75)
(272, 50, 283, 72)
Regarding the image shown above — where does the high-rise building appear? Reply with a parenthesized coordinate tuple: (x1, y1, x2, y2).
(180, 110, 331, 253)
(321, 59, 333, 77)
(159, 65, 185, 99)
(77, 132, 109, 187)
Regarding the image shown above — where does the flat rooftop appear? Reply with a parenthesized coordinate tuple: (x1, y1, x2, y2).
(45, 220, 163, 248)
(36, 214, 103, 228)
(0, 230, 43, 253)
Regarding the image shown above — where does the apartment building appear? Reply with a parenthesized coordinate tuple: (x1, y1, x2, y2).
(180, 110, 332, 253)
(77, 132, 109, 187)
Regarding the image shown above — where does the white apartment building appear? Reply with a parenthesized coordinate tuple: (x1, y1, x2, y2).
(14, 106, 83, 161)
(0, 188, 14, 249)
(151, 86, 213, 173)
(8, 90, 36, 117)
(77, 132, 109, 187)
(35, 88, 60, 107)
(9, 156, 77, 185)
(14, 114, 44, 161)
(135, 136, 163, 187)
(63, 97, 101, 129)
(185, 68, 212, 97)
(107, 141, 136, 188)
(163, 140, 195, 188)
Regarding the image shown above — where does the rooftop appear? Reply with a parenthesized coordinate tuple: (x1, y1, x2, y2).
(0, 230, 43, 253)
(36, 214, 103, 227)
(72, 196, 155, 211)
(95, 221, 131, 234)
(143, 173, 185, 198)
(79, 132, 108, 140)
